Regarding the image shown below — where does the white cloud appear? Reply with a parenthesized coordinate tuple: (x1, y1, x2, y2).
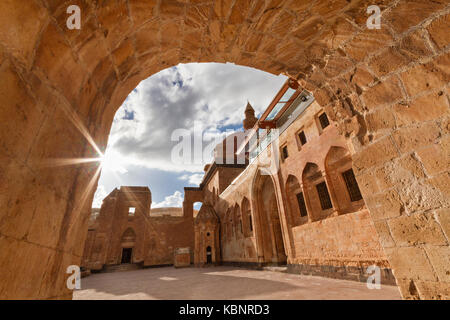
(152, 191, 184, 208)
(92, 185, 107, 208)
(179, 173, 204, 185)
(95, 63, 286, 208)
(104, 63, 286, 174)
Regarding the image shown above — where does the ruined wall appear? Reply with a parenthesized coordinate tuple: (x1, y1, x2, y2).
(145, 212, 194, 266)
(81, 188, 194, 270)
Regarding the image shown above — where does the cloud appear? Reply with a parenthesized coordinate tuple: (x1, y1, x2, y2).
(106, 63, 286, 173)
(152, 191, 184, 208)
(92, 185, 107, 208)
(93, 62, 287, 208)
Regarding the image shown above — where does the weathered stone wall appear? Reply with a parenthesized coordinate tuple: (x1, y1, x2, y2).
(291, 209, 387, 267)
(146, 213, 195, 266)
(207, 100, 390, 275)
(81, 188, 194, 271)
(194, 205, 220, 266)
(0, 0, 448, 299)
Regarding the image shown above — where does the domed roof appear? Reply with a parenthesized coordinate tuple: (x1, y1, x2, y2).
(194, 204, 218, 224)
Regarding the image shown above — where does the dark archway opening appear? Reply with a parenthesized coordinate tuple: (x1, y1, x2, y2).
(121, 248, 133, 264)
(206, 246, 212, 264)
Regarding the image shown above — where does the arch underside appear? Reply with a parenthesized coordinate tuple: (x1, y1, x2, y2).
(0, 0, 449, 299)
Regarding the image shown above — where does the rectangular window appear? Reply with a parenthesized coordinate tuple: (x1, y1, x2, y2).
(319, 113, 330, 129)
(298, 131, 307, 145)
(296, 192, 308, 217)
(282, 145, 288, 159)
(316, 182, 333, 210)
(249, 214, 253, 232)
(128, 207, 136, 216)
(342, 169, 363, 202)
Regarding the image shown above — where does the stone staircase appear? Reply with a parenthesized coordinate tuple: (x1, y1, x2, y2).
(103, 263, 141, 273)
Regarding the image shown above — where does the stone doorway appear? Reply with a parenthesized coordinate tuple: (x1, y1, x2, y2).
(206, 246, 212, 264)
(258, 175, 287, 265)
(121, 248, 133, 264)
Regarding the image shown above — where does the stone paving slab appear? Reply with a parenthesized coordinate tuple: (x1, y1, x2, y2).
(73, 266, 401, 300)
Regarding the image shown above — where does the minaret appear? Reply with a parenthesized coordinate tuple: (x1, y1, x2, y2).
(243, 101, 258, 130)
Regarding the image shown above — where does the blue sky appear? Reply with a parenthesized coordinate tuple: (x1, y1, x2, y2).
(92, 63, 286, 209)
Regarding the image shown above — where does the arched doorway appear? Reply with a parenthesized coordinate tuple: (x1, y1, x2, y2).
(256, 174, 287, 265)
(206, 246, 212, 264)
(120, 228, 136, 264)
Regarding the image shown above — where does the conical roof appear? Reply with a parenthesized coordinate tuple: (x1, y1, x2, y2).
(245, 101, 255, 114)
(194, 204, 219, 224)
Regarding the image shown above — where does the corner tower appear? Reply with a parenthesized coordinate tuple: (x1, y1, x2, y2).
(243, 101, 258, 130)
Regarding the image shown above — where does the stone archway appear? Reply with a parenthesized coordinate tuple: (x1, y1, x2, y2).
(0, 0, 448, 299)
(120, 228, 136, 264)
(254, 173, 287, 265)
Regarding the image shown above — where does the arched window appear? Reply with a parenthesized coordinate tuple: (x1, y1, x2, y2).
(241, 197, 253, 237)
(302, 162, 332, 221)
(225, 208, 233, 239)
(234, 204, 241, 237)
(325, 146, 364, 214)
(285, 175, 308, 226)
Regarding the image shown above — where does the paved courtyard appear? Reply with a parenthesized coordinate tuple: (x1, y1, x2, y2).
(73, 266, 401, 300)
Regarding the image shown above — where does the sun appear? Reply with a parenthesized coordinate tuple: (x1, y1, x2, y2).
(100, 151, 128, 174)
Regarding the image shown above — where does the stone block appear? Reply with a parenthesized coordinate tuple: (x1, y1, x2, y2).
(427, 14, 450, 50)
(368, 47, 410, 77)
(128, 0, 158, 27)
(415, 280, 450, 300)
(388, 212, 447, 247)
(0, 62, 45, 159)
(416, 143, 449, 176)
(174, 247, 191, 267)
(343, 28, 393, 62)
(424, 246, 450, 282)
(364, 189, 404, 221)
(353, 135, 399, 171)
(97, 1, 132, 50)
(365, 107, 396, 133)
(0, 0, 48, 68)
(392, 122, 441, 154)
(385, 247, 437, 282)
(373, 220, 395, 248)
(34, 22, 86, 103)
(395, 92, 448, 127)
(361, 76, 404, 109)
(385, 0, 446, 34)
(435, 208, 450, 240)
